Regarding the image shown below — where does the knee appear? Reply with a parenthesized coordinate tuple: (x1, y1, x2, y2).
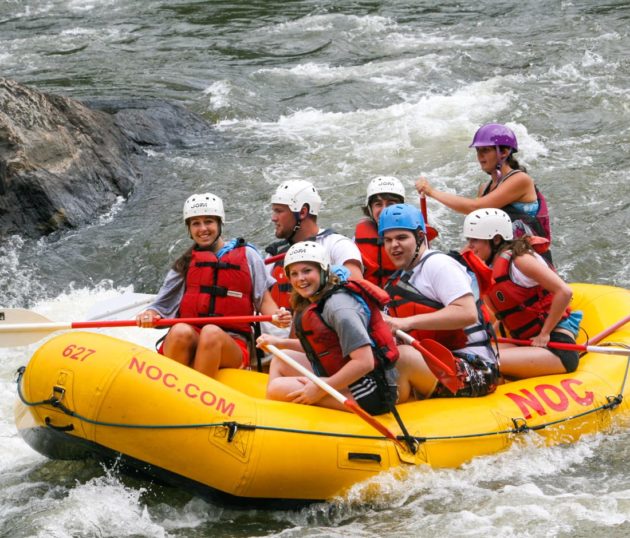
(199, 324, 226, 343)
(165, 323, 197, 346)
(266, 377, 286, 401)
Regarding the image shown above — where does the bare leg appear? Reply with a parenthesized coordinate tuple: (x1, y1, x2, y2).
(267, 350, 311, 400)
(395, 344, 438, 401)
(266, 351, 349, 411)
(162, 323, 199, 367)
(498, 343, 566, 378)
(192, 325, 243, 378)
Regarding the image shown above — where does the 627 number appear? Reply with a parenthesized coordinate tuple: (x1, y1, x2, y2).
(62, 344, 96, 362)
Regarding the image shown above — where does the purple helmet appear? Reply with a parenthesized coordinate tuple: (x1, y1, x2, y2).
(469, 123, 518, 152)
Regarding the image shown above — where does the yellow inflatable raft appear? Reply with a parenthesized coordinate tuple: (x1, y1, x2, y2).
(15, 283, 630, 507)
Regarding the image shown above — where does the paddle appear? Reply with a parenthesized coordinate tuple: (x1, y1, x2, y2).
(262, 343, 409, 452)
(85, 254, 286, 321)
(395, 331, 464, 394)
(264, 252, 285, 265)
(420, 194, 438, 242)
(0, 308, 277, 348)
(497, 336, 630, 356)
(85, 292, 156, 321)
(587, 313, 630, 345)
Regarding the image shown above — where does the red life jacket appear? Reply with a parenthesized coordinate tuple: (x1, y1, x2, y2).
(178, 239, 255, 335)
(269, 253, 292, 309)
(385, 252, 493, 351)
(265, 229, 334, 309)
(295, 279, 399, 377)
(354, 218, 397, 288)
(486, 250, 570, 339)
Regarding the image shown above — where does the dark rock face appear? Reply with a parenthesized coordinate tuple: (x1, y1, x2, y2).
(0, 78, 213, 240)
(84, 98, 213, 148)
(0, 78, 140, 238)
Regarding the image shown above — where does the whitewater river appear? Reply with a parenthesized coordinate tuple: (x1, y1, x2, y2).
(1, 1, 629, 536)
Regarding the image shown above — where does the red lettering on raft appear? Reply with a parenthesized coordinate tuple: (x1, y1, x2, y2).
(128, 358, 235, 416)
(505, 378, 595, 419)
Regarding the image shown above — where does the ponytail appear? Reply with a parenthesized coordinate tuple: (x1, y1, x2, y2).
(501, 146, 527, 173)
(172, 245, 194, 276)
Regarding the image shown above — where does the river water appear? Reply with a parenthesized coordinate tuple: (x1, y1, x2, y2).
(1, 1, 630, 536)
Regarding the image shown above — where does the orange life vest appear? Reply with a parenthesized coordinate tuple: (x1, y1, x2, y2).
(354, 218, 397, 288)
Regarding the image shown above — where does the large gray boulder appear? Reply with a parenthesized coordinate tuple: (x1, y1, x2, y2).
(0, 78, 213, 240)
(0, 78, 141, 238)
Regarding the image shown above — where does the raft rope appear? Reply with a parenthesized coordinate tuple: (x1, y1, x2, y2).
(14, 356, 629, 444)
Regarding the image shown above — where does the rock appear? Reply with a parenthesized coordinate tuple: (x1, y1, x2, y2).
(83, 98, 213, 148)
(0, 78, 140, 239)
(0, 78, 214, 240)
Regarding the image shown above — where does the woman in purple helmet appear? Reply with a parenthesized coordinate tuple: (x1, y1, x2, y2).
(416, 124, 551, 246)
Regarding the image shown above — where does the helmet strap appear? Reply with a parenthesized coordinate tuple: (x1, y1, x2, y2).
(405, 229, 425, 270)
(209, 221, 223, 251)
(285, 212, 302, 243)
(494, 146, 512, 182)
(317, 268, 328, 293)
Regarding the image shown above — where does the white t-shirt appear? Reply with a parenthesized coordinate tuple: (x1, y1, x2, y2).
(261, 228, 364, 339)
(264, 228, 363, 274)
(316, 229, 364, 271)
(403, 249, 494, 360)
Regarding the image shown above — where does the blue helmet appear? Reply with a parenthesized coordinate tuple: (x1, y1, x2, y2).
(378, 203, 426, 237)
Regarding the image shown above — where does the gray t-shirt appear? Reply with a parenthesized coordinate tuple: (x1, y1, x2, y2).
(320, 292, 372, 357)
(148, 244, 275, 317)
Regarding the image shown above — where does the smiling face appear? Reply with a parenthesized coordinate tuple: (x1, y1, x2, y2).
(188, 215, 221, 249)
(382, 229, 419, 269)
(271, 203, 298, 239)
(286, 261, 322, 300)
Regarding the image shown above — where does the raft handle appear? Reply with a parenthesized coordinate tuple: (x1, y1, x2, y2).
(225, 421, 256, 442)
(348, 452, 382, 463)
(45, 416, 74, 432)
(511, 417, 530, 433)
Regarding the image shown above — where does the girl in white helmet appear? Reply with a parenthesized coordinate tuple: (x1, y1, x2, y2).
(256, 241, 401, 415)
(136, 193, 290, 378)
(463, 208, 582, 378)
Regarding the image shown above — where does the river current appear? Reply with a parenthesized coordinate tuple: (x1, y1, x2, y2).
(1, 1, 629, 536)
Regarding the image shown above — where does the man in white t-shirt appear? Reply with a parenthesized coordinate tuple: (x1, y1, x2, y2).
(378, 203, 499, 399)
(264, 180, 363, 310)
(256, 180, 364, 351)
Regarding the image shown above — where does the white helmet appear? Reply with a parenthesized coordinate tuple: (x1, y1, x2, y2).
(365, 176, 406, 206)
(271, 180, 322, 215)
(183, 193, 225, 222)
(283, 241, 329, 276)
(463, 208, 513, 240)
